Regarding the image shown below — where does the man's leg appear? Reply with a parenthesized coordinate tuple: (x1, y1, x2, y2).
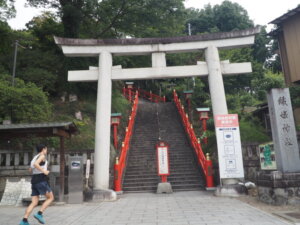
(24, 196, 39, 218)
(34, 192, 54, 224)
(40, 191, 54, 212)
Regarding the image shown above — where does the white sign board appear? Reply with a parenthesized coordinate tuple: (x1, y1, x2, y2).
(157, 146, 169, 175)
(86, 159, 91, 179)
(215, 114, 244, 179)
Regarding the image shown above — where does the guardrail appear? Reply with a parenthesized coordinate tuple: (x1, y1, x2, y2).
(0, 150, 94, 168)
(123, 87, 165, 103)
(114, 91, 139, 191)
(173, 90, 214, 188)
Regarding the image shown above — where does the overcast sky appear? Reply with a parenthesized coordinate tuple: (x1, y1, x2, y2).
(8, 0, 300, 30)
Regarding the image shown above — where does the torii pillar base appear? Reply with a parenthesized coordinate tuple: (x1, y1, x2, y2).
(214, 184, 247, 197)
(92, 189, 117, 202)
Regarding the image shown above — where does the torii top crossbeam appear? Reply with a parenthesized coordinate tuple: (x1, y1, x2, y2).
(54, 27, 260, 56)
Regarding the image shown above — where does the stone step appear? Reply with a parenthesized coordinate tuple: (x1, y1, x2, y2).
(123, 100, 206, 193)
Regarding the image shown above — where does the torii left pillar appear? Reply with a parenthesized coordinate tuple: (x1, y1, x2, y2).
(93, 51, 116, 199)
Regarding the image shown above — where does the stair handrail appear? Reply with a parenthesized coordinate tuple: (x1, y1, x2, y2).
(173, 90, 214, 188)
(114, 91, 139, 192)
(123, 87, 165, 103)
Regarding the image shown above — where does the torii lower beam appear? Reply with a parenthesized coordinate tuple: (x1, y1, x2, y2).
(68, 61, 251, 82)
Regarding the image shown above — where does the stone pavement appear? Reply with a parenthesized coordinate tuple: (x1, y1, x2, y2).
(0, 191, 293, 225)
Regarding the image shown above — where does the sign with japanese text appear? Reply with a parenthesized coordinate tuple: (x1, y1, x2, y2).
(157, 143, 170, 176)
(259, 142, 277, 170)
(267, 88, 300, 172)
(214, 114, 244, 179)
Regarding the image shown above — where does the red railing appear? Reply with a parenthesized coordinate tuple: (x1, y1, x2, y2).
(123, 87, 165, 103)
(114, 91, 139, 192)
(173, 90, 214, 188)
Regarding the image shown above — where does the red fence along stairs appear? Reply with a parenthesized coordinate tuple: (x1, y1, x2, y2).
(122, 96, 206, 192)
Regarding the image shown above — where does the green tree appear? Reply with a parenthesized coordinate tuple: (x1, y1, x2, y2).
(251, 70, 285, 101)
(26, 0, 186, 38)
(187, 0, 253, 35)
(0, 0, 15, 21)
(0, 74, 52, 123)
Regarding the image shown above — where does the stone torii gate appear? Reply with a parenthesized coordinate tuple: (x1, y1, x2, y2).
(55, 27, 260, 196)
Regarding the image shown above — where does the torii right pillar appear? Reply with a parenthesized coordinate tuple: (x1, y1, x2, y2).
(205, 45, 245, 195)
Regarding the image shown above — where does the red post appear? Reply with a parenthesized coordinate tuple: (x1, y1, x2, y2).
(122, 87, 126, 97)
(129, 89, 132, 102)
(113, 124, 118, 149)
(187, 98, 191, 113)
(161, 175, 167, 183)
(114, 157, 122, 191)
(150, 90, 152, 102)
(202, 119, 208, 144)
(205, 153, 214, 188)
(163, 96, 166, 102)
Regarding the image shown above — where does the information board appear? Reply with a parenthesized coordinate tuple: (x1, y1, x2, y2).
(157, 146, 170, 175)
(259, 142, 277, 170)
(215, 114, 244, 179)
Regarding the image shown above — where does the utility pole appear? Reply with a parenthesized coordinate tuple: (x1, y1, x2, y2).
(12, 40, 19, 86)
(188, 23, 191, 36)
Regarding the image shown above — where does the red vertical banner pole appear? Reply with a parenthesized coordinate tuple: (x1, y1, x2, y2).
(187, 99, 191, 114)
(113, 124, 118, 149)
(202, 119, 207, 144)
(114, 157, 121, 191)
(157, 141, 170, 183)
(122, 87, 125, 97)
(129, 89, 132, 102)
(205, 153, 214, 188)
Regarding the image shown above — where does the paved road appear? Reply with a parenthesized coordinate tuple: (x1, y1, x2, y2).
(0, 191, 292, 225)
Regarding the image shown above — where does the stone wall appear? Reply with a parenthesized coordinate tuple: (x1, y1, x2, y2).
(257, 171, 300, 205)
(242, 143, 261, 182)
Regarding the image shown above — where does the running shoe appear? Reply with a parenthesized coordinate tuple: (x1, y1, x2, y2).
(34, 213, 45, 224)
(19, 220, 30, 225)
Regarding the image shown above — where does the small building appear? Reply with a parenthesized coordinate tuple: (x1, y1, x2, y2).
(270, 5, 300, 85)
(270, 5, 300, 127)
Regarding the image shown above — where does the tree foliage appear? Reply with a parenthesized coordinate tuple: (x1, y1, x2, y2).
(187, 0, 253, 35)
(0, 0, 15, 21)
(0, 74, 52, 123)
(26, 0, 186, 38)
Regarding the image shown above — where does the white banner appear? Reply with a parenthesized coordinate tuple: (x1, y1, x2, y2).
(157, 146, 169, 175)
(215, 114, 244, 179)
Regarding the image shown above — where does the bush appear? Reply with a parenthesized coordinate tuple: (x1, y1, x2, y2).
(0, 74, 52, 123)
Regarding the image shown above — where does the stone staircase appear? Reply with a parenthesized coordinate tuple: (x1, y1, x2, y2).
(123, 100, 205, 192)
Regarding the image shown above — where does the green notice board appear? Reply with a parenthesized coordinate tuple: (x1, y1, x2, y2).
(259, 142, 277, 170)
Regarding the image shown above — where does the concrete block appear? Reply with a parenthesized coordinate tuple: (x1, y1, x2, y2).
(92, 189, 117, 202)
(157, 182, 173, 194)
(215, 184, 247, 197)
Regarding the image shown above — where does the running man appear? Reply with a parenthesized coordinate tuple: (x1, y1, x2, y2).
(20, 144, 54, 225)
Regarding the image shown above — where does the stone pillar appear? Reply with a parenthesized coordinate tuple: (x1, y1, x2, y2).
(152, 53, 166, 67)
(267, 88, 300, 172)
(94, 51, 113, 190)
(14, 154, 19, 166)
(6, 154, 10, 166)
(205, 46, 228, 115)
(205, 46, 242, 190)
(24, 153, 29, 165)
